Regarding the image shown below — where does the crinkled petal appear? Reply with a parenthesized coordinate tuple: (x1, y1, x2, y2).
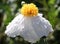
(5, 14, 53, 43)
(5, 14, 24, 37)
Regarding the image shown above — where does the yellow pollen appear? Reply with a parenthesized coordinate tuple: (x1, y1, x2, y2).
(20, 3, 38, 17)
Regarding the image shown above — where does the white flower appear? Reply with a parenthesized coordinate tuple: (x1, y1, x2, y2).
(21, 1, 25, 5)
(5, 13, 53, 43)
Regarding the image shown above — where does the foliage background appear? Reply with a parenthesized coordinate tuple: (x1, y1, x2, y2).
(0, 0, 60, 44)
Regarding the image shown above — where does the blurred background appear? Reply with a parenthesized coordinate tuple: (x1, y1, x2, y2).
(0, 0, 60, 44)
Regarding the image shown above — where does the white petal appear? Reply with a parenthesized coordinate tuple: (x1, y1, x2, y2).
(18, 15, 53, 43)
(5, 14, 53, 43)
(38, 13, 43, 17)
(5, 14, 24, 37)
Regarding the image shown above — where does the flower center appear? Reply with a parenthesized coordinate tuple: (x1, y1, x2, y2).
(20, 3, 38, 17)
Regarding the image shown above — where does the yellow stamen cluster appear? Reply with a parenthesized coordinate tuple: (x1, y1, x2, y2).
(20, 3, 38, 17)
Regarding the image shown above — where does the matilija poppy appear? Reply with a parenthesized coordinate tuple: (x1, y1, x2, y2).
(5, 3, 54, 43)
